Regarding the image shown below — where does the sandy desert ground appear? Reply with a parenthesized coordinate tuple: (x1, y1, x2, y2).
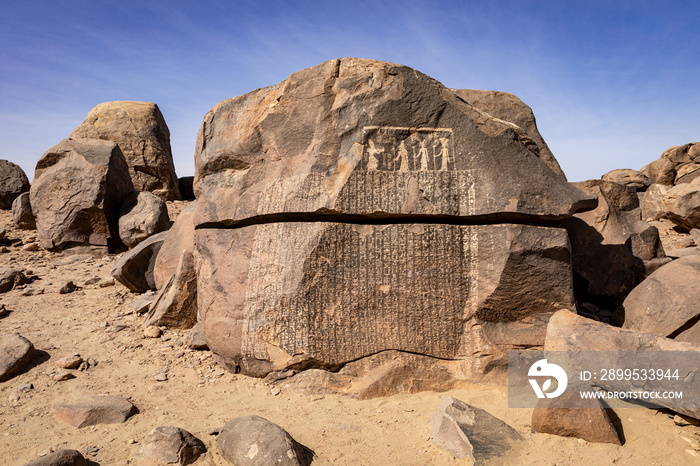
(1, 204, 699, 466)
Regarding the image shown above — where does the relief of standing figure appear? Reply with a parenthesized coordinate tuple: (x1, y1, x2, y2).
(367, 140, 383, 170)
(417, 139, 429, 171)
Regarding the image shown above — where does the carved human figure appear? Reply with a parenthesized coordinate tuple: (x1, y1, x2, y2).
(367, 139, 383, 170)
(417, 139, 429, 171)
(394, 140, 410, 172)
(437, 137, 450, 171)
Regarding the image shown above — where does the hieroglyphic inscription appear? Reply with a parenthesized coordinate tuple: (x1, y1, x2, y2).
(243, 223, 476, 365)
(359, 127, 455, 172)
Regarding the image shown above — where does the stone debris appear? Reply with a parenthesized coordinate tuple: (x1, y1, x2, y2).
(56, 354, 84, 369)
(144, 326, 163, 338)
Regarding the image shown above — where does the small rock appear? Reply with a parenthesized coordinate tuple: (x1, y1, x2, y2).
(134, 426, 206, 466)
(9, 393, 20, 404)
(53, 394, 138, 428)
(23, 449, 87, 466)
(144, 326, 162, 338)
(59, 281, 77, 294)
(98, 278, 115, 288)
(270, 387, 281, 396)
(0, 304, 6, 317)
(187, 322, 208, 350)
(130, 291, 156, 314)
(84, 277, 101, 286)
(57, 354, 83, 369)
(78, 361, 89, 371)
(84, 446, 99, 455)
(53, 371, 76, 381)
(23, 242, 40, 252)
(0, 267, 30, 293)
(674, 414, 700, 427)
(87, 358, 98, 367)
(154, 373, 168, 382)
(21, 286, 45, 296)
(18, 382, 34, 392)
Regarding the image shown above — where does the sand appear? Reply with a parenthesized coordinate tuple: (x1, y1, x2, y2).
(1, 204, 699, 465)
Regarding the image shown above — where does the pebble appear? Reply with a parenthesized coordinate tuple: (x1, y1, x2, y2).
(8, 394, 20, 404)
(17, 383, 33, 392)
(144, 326, 162, 338)
(84, 276, 101, 285)
(87, 358, 98, 367)
(21, 286, 45, 296)
(0, 304, 6, 317)
(52, 371, 76, 381)
(23, 242, 40, 251)
(59, 281, 77, 294)
(270, 387, 281, 396)
(57, 354, 83, 369)
(98, 278, 115, 288)
(154, 373, 168, 382)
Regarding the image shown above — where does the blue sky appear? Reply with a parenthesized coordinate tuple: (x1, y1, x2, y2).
(1, 1, 698, 182)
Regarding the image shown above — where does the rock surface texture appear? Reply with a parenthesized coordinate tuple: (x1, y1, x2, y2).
(30, 139, 134, 251)
(144, 250, 198, 329)
(194, 58, 593, 383)
(69, 101, 181, 200)
(0, 159, 30, 209)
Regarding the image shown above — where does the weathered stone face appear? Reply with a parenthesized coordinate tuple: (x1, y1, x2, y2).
(70, 101, 181, 200)
(194, 59, 592, 226)
(194, 58, 586, 381)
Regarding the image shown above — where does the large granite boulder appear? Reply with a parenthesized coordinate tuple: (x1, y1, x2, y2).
(565, 179, 664, 308)
(657, 177, 700, 231)
(621, 255, 700, 344)
(30, 139, 134, 251)
(194, 58, 592, 382)
(118, 190, 170, 249)
(0, 160, 30, 209)
(69, 101, 181, 200)
(451, 89, 566, 179)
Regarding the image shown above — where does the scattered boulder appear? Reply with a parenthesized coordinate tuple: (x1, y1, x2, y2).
(0, 267, 29, 293)
(144, 251, 197, 329)
(69, 101, 181, 200)
(431, 396, 523, 462)
(0, 159, 30, 209)
(566, 179, 664, 308)
(111, 231, 167, 292)
(118, 190, 171, 249)
(30, 138, 134, 251)
(179, 176, 195, 201)
(0, 334, 35, 382)
(601, 169, 651, 191)
(153, 201, 196, 289)
(451, 89, 566, 179)
(134, 426, 206, 466)
(621, 256, 700, 344)
(545, 310, 700, 419)
(531, 387, 621, 444)
(216, 415, 313, 466)
(187, 322, 208, 350)
(59, 281, 77, 294)
(53, 394, 137, 428)
(22, 449, 87, 466)
(12, 192, 36, 229)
